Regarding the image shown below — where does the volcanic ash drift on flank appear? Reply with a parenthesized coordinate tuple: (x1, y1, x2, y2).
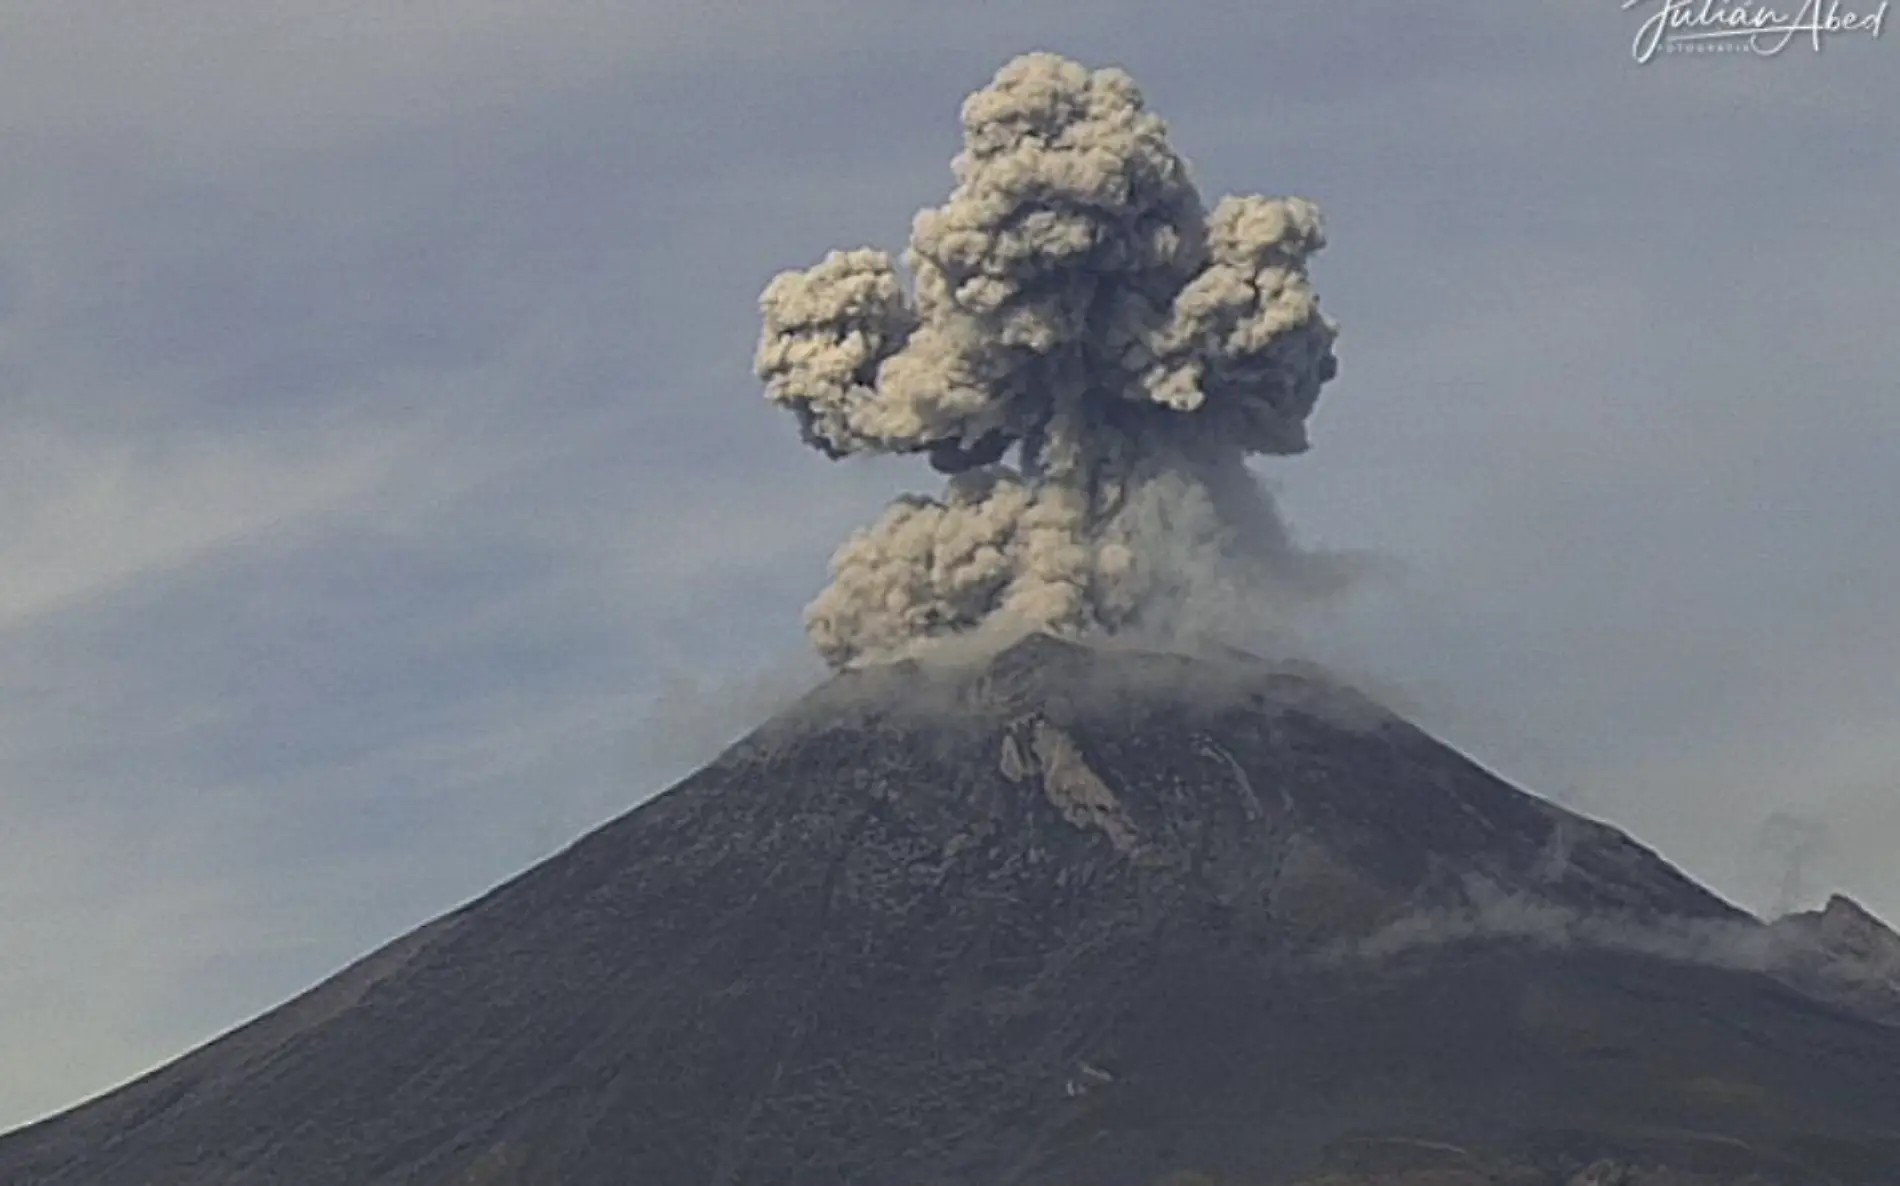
(756, 52, 1343, 669)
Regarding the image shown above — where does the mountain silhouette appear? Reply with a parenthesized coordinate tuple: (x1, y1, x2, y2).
(3, 634, 1897, 1186)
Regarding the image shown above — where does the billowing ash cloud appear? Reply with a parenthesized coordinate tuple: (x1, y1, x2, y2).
(757, 52, 1340, 668)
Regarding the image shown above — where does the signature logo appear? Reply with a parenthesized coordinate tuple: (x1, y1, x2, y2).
(1624, 0, 1890, 62)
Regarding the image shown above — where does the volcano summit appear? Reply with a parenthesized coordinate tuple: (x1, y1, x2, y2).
(3, 635, 1898, 1185)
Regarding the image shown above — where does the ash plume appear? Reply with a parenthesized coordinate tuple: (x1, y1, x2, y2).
(1751, 810, 1834, 918)
(757, 53, 1340, 668)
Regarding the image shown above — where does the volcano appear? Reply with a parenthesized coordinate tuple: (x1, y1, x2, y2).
(4, 635, 1898, 1185)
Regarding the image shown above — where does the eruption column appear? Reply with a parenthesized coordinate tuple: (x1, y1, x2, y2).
(757, 52, 1339, 667)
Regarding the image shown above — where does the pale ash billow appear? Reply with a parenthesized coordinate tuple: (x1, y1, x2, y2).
(757, 53, 1340, 668)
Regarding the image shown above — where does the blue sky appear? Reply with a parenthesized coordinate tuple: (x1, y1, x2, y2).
(1, 1, 1896, 1131)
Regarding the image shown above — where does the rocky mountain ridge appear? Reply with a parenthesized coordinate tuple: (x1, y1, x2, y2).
(2, 635, 1896, 1185)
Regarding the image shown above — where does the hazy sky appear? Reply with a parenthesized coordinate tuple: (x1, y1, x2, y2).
(2, 2, 1895, 1132)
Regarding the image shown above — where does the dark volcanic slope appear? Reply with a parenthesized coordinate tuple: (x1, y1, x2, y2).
(4, 635, 1899, 1186)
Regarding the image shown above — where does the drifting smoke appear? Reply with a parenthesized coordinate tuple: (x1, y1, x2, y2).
(757, 53, 1341, 668)
(1751, 810, 1834, 918)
